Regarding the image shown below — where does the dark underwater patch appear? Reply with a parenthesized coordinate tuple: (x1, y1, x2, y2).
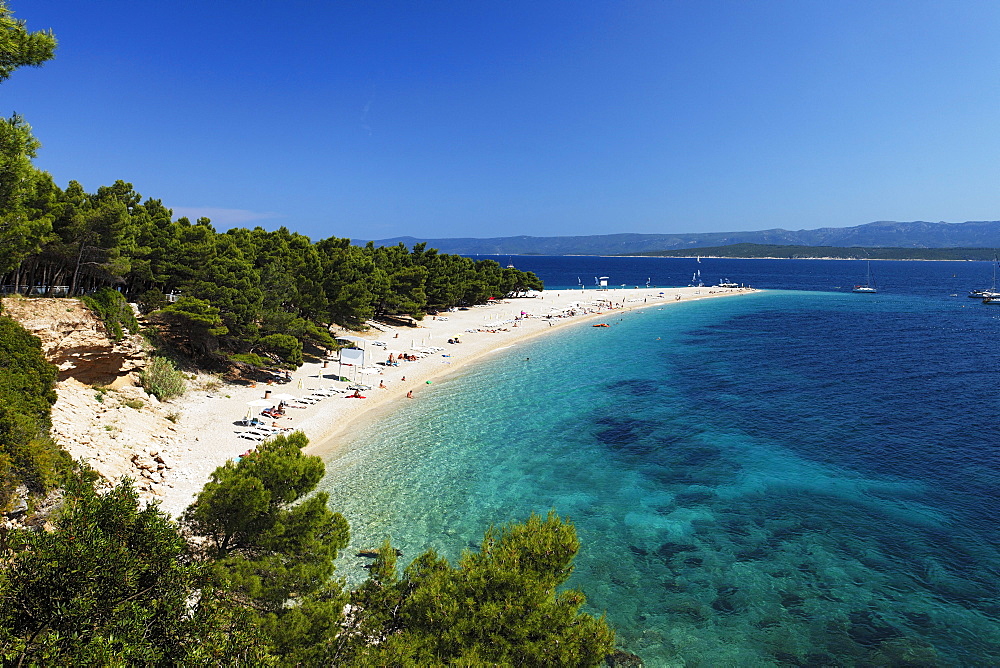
(847, 610, 902, 646)
(656, 542, 696, 560)
(593, 416, 658, 454)
(674, 490, 714, 505)
(605, 378, 660, 396)
(677, 446, 721, 467)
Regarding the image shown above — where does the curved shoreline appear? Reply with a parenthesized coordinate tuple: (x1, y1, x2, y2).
(304, 286, 756, 458)
(159, 286, 754, 517)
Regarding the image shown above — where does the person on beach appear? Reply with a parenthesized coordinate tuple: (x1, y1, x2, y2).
(379, 380, 386, 389)
(401, 376, 406, 382)
(406, 390, 413, 399)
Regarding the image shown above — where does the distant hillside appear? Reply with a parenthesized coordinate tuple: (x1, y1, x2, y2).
(359, 220, 1000, 255)
(633, 244, 1000, 261)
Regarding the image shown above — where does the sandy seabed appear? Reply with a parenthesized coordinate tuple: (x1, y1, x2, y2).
(114, 286, 752, 518)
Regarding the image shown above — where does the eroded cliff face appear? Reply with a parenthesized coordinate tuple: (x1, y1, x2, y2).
(1, 297, 146, 386)
(2, 296, 193, 503)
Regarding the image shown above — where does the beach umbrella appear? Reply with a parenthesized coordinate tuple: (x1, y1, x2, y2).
(246, 399, 272, 407)
(270, 393, 298, 401)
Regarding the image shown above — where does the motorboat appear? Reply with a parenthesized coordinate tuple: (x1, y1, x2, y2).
(972, 257, 1000, 300)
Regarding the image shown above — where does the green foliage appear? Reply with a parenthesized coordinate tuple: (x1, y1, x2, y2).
(0, 476, 198, 664)
(260, 311, 335, 350)
(0, 2, 56, 84)
(135, 287, 167, 314)
(159, 296, 228, 356)
(228, 352, 269, 368)
(138, 356, 186, 400)
(80, 287, 138, 342)
(0, 114, 53, 276)
(0, 314, 69, 504)
(182, 432, 350, 614)
(0, 475, 280, 665)
(258, 333, 303, 367)
(341, 512, 616, 666)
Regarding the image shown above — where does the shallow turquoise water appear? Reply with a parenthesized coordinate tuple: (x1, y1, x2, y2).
(318, 289, 1000, 665)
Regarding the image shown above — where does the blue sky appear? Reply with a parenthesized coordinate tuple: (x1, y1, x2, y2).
(5, 1, 1000, 240)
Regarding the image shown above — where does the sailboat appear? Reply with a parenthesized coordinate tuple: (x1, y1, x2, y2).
(852, 261, 877, 294)
(689, 269, 703, 287)
(981, 259, 1000, 304)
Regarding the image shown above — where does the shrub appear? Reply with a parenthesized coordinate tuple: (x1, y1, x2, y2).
(123, 398, 144, 410)
(0, 316, 71, 501)
(80, 289, 139, 343)
(139, 357, 186, 401)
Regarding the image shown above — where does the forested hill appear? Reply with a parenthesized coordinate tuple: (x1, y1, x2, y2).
(630, 244, 1000, 260)
(360, 220, 1000, 256)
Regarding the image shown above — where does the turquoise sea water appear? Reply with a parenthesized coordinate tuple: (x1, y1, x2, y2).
(318, 265, 1000, 665)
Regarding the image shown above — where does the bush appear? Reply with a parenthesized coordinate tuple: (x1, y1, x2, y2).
(80, 288, 139, 343)
(0, 316, 72, 503)
(138, 357, 186, 401)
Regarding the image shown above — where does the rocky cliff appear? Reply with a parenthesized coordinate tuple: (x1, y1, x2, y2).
(1, 296, 146, 387)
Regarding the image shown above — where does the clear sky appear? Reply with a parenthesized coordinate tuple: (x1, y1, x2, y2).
(6, 1, 1000, 240)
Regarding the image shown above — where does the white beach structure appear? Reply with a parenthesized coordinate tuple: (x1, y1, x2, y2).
(338, 346, 365, 381)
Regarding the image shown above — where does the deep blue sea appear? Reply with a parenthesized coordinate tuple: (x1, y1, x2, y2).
(318, 257, 1000, 666)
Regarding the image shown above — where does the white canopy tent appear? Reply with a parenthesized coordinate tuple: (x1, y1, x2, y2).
(338, 347, 366, 381)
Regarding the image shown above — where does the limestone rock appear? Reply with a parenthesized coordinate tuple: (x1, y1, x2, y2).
(1, 297, 146, 385)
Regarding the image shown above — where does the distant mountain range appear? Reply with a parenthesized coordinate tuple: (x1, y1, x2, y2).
(359, 220, 1000, 256)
